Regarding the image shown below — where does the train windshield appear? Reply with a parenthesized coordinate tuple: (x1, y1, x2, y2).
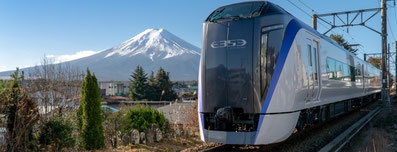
(208, 2, 265, 22)
(207, 2, 286, 22)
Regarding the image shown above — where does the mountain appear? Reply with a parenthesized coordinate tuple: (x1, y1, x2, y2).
(0, 28, 201, 81)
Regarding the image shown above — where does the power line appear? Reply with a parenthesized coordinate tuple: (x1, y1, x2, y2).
(394, 7, 397, 32)
(286, 0, 337, 35)
(288, 0, 367, 54)
(388, 17, 397, 42)
(297, 0, 315, 13)
(287, 0, 312, 17)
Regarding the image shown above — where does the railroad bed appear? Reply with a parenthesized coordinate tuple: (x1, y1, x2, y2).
(200, 100, 382, 152)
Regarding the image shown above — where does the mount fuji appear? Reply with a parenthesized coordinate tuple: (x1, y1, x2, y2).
(0, 28, 201, 81)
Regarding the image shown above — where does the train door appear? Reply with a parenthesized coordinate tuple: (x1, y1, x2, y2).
(305, 38, 320, 102)
(312, 40, 320, 101)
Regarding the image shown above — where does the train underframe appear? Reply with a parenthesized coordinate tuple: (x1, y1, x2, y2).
(295, 93, 381, 131)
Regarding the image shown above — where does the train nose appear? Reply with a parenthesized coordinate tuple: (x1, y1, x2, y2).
(203, 20, 254, 114)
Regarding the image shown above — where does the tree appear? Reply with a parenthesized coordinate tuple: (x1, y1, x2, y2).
(330, 34, 358, 55)
(78, 69, 105, 150)
(39, 116, 75, 151)
(27, 57, 83, 118)
(0, 80, 8, 95)
(1, 68, 39, 151)
(146, 71, 157, 101)
(122, 105, 165, 133)
(154, 67, 177, 101)
(367, 57, 382, 69)
(128, 66, 148, 101)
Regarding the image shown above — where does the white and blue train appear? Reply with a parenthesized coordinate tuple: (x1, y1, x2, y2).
(198, 1, 381, 145)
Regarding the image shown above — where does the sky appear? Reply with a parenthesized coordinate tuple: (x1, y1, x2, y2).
(0, 0, 397, 72)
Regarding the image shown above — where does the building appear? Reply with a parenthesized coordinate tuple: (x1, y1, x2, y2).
(99, 81, 129, 97)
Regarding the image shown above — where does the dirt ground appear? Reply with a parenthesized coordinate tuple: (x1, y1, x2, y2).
(341, 97, 397, 152)
(109, 135, 218, 152)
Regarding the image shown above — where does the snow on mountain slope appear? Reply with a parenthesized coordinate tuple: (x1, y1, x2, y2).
(0, 28, 201, 81)
(104, 28, 200, 60)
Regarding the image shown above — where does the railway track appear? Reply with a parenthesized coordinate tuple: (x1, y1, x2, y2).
(199, 144, 234, 152)
(319, 106, 382, 152)
(198, 103, 382, 152)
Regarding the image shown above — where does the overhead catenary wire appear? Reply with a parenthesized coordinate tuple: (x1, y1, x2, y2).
(395, 6, 397, 25)
(293, 0, 368, 54)
(286, 0, 337, 35)
(388, 17, 397, 42)
(297, 0, 315, 13)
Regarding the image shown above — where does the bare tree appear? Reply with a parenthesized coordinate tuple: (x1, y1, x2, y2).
(24, 57, 84, 119)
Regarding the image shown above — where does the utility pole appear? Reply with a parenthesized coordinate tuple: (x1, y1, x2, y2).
(394, 41, 397, 95)
(312, 14, 317, 30)
(381, 0, 390, 105)
(388, 43, 390, 92)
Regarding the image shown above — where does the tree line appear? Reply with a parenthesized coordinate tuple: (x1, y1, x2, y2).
(128, 66, 177, 101)
(0, 68, 104, 151)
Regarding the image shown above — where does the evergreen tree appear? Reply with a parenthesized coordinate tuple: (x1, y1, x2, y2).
(154, 67, 177, 101)
(1, 68, 39, 151)
(146, 71, 158, 101)
(128, 66, 148, 101)
(330, 34, 358, 55)
(78, 69, 105, 150)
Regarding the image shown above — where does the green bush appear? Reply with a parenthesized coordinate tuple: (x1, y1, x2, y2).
(39, 117, 75, 151)
(123, 105, 166, 133)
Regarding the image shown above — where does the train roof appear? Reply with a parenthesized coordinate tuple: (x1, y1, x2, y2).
(206, 1, 380, 71)
(206, 1, 290, 22)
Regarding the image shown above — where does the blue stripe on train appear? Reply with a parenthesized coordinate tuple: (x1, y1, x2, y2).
(255, 19, 303, 143)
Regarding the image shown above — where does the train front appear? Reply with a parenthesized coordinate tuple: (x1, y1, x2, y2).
(198, 1, 294, 145)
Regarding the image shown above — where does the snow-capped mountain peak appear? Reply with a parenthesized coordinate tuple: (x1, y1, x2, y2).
(104, 28, 200, 60)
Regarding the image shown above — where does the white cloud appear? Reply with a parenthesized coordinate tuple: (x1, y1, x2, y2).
(46, 50, 98, 64)
(0, 65, 10, 72)
(0, 65, 32, 72)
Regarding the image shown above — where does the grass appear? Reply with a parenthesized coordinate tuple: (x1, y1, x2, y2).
(341, 106, 397, 152)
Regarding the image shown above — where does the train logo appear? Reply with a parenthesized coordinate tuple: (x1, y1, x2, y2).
(210, 39, 247, 48)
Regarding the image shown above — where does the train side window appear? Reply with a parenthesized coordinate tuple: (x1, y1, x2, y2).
(326, 58, 335, 79)
(260, 33, 268, 96)
(355, 63, 362, 82)
(260, 28, 283, 97)
(335, 61, 343, 80)
(342, 64, 350, 81)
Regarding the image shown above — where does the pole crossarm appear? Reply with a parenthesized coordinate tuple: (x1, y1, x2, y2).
(365, 52, 396, 56)
(314, 8, 382, 35)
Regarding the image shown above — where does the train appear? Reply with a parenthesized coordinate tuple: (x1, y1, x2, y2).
(198, 1, 381, 145)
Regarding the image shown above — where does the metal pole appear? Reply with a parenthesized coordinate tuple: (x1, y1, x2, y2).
(395, 41, 397, 94)
(381, 0, 389, 105)
(388, 44, 391, 89)
(313, 14, 318, 30)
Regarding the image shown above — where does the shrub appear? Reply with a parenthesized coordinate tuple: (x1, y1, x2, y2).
(102, 107, 122, 148)
(39, 117, 75, 151)
(123, 105, 166, 133)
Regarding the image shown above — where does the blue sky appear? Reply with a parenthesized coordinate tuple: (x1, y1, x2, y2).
(0, 0, 396, 71)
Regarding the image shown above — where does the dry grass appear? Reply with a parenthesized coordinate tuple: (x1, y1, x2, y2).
(112, 136, 209, 152)
(341, 99, 397, 152)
